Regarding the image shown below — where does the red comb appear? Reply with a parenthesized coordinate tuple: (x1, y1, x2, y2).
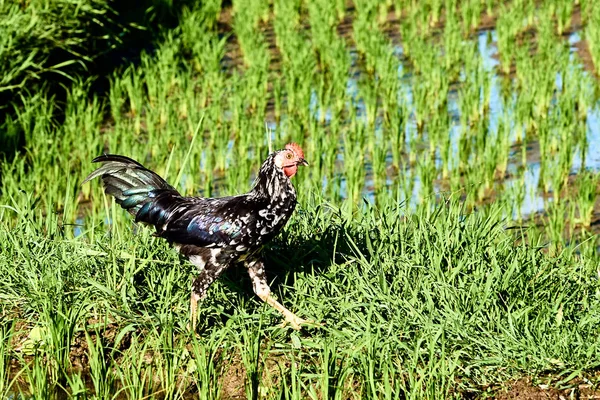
(285, 143, 305, 159)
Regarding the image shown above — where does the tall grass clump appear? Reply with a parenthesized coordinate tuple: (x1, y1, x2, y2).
(587, 2, 600, 76)
(0, 0, 114, 94)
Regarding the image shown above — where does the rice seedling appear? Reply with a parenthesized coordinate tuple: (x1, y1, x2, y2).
(85, 329, 118, 398)
(585, 4, 600, 74)
(189, 331, 226, 399)
(573, 171, 600, 228)
(19, 352, 53, 399)
(115, 335, 155, 398)
(0, 323, 15, 398)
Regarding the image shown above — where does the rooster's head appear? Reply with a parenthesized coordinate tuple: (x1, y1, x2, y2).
(273, 143, 308, 178)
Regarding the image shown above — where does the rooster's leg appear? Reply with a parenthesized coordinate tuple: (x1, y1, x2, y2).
(189, 260, 226, 331)
(246, 259, 308, 330)
(190, 291, 200, 332)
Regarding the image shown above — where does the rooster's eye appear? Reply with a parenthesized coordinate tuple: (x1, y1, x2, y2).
(286, 153, 293, 159)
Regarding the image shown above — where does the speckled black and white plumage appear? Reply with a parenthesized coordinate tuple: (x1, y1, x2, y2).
(83, 144, 310, 330)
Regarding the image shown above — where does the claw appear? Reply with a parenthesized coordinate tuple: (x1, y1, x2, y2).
(246, 259, 322, 331)
(280, 313, 322, 330)
(280, 314, 306, 330)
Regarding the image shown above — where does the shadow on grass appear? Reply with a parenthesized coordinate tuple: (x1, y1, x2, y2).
(211, 217, 369, 324)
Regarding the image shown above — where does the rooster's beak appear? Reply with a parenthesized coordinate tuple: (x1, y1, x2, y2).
(298, 158, 308, 166)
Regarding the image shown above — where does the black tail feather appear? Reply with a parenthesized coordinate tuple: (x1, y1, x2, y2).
(90, 154, 145, 166)
(83, 154, 180, 217)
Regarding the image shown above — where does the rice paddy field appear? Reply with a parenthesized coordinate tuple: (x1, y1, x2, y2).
(2, 0, 600, 398)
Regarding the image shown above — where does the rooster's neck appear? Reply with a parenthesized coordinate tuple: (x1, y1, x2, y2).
(250, 155, 297, 204)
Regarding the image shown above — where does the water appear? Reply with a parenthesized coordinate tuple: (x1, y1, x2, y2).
(344, 28, 600, 216)
(73, 217, 84, 237)
(586, 107, 600, 168)
(74, 28, 600, 237)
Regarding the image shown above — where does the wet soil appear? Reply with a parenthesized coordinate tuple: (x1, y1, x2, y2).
(492, 377, 600, 400)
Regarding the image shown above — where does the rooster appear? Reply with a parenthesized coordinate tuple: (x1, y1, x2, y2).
(83, 143, 310, 330)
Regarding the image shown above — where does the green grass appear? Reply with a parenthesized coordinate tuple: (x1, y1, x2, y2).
(1, 0, 600, 397)
(2, 197, 600, 397)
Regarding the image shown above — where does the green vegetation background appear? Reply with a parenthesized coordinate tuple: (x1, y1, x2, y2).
(1, 0, 600, 398)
